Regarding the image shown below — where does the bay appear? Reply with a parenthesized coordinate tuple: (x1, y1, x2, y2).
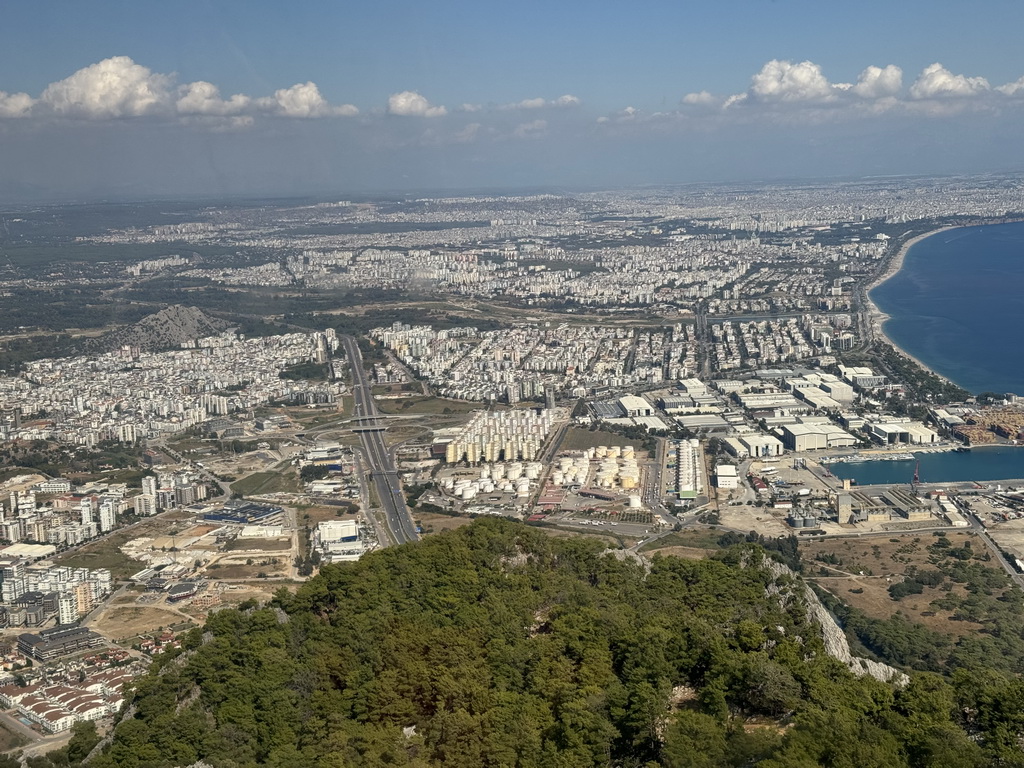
(870, 221, 1024, 396)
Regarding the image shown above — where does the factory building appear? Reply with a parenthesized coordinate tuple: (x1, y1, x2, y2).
(715, 464, 738, 489)
(779, 422, 857, 452)
(868, 421, 939, 445)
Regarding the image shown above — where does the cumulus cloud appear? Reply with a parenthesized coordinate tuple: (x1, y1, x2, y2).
(749, 60, 835, 102)
(512, 97, 547, 109)
(998, 76, 1024, 96)
(258, 81, 357, 117)
(0, 91, 34, 118)
(176, 81, 250, 116)
(0, 57, 360, 124)
(502, 94, 581, 110)
(682, 90, 715, 105)
(40, 56, 172, 118)
(910, 63, 990, 99)
(852, 65, 903, 98)
(388, 91, 447, 117)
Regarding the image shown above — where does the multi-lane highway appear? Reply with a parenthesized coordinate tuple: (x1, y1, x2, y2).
(340, 336, 419, 545)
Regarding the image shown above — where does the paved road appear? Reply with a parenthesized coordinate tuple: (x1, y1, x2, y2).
(341, 336, 418, 546)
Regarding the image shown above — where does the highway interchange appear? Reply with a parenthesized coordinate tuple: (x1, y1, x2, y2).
(340, 335, 419, 545)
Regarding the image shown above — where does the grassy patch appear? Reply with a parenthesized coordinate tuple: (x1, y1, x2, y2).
(640, 529, 724, 553)
(230, 470, 298, 496)
(56, 539, 146, 581)
(377, 396, 484, 416)
(561, 427, 646, 453)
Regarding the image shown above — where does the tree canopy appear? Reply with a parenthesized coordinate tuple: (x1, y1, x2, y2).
(42, 518, 1022, 767)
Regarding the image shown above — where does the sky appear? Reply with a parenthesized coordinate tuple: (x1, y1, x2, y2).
(1, 0, 1023, 201)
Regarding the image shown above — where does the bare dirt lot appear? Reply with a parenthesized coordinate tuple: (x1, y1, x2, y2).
(94, 606, 195, 642)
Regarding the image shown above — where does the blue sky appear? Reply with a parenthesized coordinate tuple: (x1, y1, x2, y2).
(1, 0, 1023, 200)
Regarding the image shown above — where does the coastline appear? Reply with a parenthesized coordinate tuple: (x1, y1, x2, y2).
(864, 225, 962, 388)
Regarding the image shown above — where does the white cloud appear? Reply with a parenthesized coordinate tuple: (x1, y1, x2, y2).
(910, 63, 989, 99)
(682, 90, 715, 105)
(258, 81, 356, 118)
(502, 94, 581, 110)
(459, 103, 482, 112)
(40, 56, 172, 118)
(513, 119, 547, 138)
(852, 65, 903, 98)
(749, 60, 835, 102)
(388, 91, 447, 117)
(512, 97, 547, 110)
(176, 81, 250, 116)
(997, 76, 1024, 96)
(0, 91, 34, 118)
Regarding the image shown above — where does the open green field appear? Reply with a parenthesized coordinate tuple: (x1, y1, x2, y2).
(560, 427, 647, 453)
(376, 396, 484, 416)
(55, 528, 150, 580)
(230, 470, 298, 497)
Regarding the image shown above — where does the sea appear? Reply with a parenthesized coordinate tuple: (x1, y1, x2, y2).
(829, 446, 1024, 486)
(841, 221, 1024, 484)
(871, 220, 1024, 396)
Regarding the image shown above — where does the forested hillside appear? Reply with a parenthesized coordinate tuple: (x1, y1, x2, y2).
(36, 520, 1024, 767)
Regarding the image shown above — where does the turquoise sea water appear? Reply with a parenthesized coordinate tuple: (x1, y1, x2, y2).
(870, 221, 1024, 396)
(829, 446, 1024, 486)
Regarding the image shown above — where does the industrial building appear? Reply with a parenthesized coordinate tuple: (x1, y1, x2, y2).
(715, 464, 738, 489)
(868, 420, 939, 445)
(779, 422, 857, 451)
(618, 395, 653, 418)
(314, 519, 366, 562)
(200, 500, 284, 525)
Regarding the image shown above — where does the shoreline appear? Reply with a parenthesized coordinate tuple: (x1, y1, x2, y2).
(864, 225, 963, 389)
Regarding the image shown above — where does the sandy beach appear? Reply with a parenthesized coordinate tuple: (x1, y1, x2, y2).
(864, 225, 962, 385)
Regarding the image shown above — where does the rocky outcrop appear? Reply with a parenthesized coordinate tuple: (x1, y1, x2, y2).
(96, 304, 231, 352)
(762, 557, 908, 686)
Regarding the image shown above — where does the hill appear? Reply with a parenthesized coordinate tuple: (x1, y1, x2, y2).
(95, 305, 232, 352)
(24, 519, 1024, 768)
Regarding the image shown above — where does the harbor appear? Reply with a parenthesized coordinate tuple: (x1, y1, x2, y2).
(827, 444, 1024, 487)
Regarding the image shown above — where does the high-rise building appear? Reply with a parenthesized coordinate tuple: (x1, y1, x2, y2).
(57, 594, 79, 625)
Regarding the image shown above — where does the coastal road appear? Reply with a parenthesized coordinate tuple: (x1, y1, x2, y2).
(341, 335, 418, 546)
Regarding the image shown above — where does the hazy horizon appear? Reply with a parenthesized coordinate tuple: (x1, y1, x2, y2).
(2, 1, 1024, 202)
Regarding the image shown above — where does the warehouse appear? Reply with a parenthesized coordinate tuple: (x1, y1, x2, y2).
(779, 422, 857, 452)
(201, 500, 284, 525)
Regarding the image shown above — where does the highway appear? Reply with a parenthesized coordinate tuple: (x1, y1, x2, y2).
(340, 336, 419, 545)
